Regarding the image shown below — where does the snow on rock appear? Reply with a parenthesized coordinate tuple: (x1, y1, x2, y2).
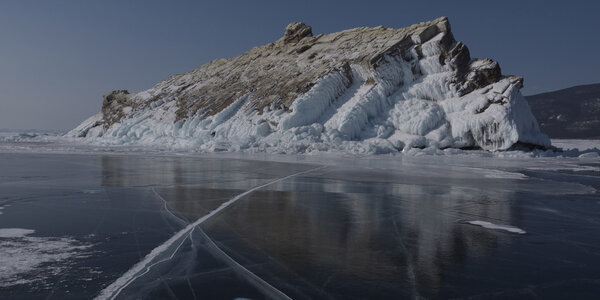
(68, 17, 550, 154)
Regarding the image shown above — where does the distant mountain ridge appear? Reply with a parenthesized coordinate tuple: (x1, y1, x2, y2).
(526, 83, 600, 139)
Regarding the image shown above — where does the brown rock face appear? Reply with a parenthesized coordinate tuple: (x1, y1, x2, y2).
(102, 90, 129, 108)
(101, 90, 131, 129)
(165, 17, 458, 123)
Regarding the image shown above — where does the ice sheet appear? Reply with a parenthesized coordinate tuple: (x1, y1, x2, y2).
(0, 144, 598, 299)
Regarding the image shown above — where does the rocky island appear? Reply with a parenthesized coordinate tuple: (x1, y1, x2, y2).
(69, 17, 550, 153)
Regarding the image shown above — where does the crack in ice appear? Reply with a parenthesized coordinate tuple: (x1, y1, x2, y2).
(96, 166, 324, 300)
(196, 227, 293, 300)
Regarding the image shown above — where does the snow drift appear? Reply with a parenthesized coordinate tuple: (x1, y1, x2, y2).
(68, 17, 550, 153)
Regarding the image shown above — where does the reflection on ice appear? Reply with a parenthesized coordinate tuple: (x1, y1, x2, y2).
(100, 155, 312, 190)
(199, 179, 520, 298)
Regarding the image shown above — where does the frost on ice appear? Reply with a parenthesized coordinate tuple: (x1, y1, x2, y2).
(68, 17, 550, 154)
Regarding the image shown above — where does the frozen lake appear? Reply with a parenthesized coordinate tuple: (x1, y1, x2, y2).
(0, 147, 599, 299)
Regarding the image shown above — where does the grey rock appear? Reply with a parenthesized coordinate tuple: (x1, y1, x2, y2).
(283, 22, 313, 43)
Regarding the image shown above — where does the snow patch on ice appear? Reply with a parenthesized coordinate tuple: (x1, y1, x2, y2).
(83, 189, 102, 194)
(466, 221, 526, 234)
(0, 228, 94, 288)
(0, 228, 35, 238)
(578, 152, 599, 158)
(530, 164, 600, 173)
(466, 168, 528, 179)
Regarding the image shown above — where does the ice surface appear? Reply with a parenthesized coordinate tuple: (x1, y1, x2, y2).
(0, 148, 598, 299)
(466, 221, 526, 234)
(0, 153, 195, 299)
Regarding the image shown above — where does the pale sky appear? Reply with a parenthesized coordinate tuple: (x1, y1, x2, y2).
(1, 0, 598, 130)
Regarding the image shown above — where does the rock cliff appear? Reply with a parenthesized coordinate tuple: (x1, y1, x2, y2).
(69, 17, 550, 153)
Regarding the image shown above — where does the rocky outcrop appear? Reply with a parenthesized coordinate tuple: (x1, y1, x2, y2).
(101, 90, 132, 129)
(283, 22, 313, 43)
(69, 17, 550, 153)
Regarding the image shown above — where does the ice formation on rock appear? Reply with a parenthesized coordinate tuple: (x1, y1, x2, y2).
(69, 17, 550, 153)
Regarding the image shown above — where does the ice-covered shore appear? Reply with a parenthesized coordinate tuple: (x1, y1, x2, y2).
(1, 131, 598, 160)
(69, 17, 549, 154)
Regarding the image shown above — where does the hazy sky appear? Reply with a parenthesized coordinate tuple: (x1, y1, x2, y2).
(1, 0, 599, 130)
